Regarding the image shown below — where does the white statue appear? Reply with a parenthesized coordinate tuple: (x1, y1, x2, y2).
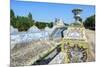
(54, 18, 65, 27)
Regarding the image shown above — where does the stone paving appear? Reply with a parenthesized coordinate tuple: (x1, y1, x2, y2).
(49, 52, 65, 64)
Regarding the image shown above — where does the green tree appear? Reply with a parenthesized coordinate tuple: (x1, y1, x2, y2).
(10, 10, 35, 31)
(10, 9, 16, 27)
(28, 12, 34, 26)
(10, 9, 54, 31)
(48, 22, 53, 28)
(28, 12, 32, 20)
(16, 16, 32, 31)
(84, 15, 95, 30)
(79, 17, 82, 22)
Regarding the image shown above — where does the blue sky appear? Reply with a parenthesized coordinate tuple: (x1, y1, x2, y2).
(10, 0, 95, 24)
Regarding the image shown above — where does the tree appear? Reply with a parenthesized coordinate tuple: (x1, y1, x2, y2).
(84, 15, 95, 30)
(64, 23, 69, 26)
(10, 9, 54, 31)
(35, 21, 53, 29)
(10, 9, 16, 27)
(48, 22, 53, 28)
(10, 9, 35, 31)
(16, 16, 34, 31)
(79, 17, 82, 22)
(28, 12, 32, 21)
(10, 9, 14, 18)
(28, 12, 34, 26)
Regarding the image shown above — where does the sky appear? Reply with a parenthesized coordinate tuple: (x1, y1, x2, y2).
(10, 0, 95, 24)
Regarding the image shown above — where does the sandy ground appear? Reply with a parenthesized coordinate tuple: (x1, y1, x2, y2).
(85, 29, 95, 62)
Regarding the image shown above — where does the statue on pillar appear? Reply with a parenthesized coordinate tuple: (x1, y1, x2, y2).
(71, 8, 83, 26)
(62, 8, 89, 63)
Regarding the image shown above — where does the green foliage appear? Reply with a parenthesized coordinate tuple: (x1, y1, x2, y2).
(48, 22, 53, 28)
(79, 17, 82, 22)
(10, 9, 34, 31)
(64, 23, 69, 26)
(16, 16, 32, 31)
(84, 15, 95, 30)
(10, 9, 16, 27)
(10, 9, 53, 31)
(28, 12, 32, 21)
(35, 22, 53, 29)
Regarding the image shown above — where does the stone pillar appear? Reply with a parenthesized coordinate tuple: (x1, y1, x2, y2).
(72, 8, 82, 23)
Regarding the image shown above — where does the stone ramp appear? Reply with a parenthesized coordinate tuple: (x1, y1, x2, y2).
(11, 40, 56, 66)
(49, 52, 65, 64)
